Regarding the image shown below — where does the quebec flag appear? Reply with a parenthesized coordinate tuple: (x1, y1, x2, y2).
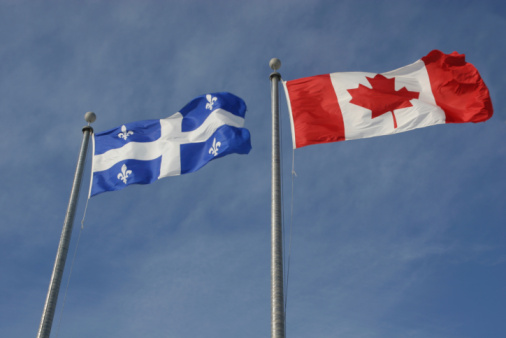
(90, 92, 251, 197)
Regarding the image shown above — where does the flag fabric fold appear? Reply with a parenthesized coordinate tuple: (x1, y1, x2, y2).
(90, 92, 251, 196)
(283, 50, 493, 149)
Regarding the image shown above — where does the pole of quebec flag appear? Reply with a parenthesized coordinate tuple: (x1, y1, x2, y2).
(269, 58, 285, 338)
(37, 112, 96, 338)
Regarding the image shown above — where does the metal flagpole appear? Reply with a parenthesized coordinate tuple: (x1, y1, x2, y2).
(37, 112, 96, 338)
(269, 58, 285, 338)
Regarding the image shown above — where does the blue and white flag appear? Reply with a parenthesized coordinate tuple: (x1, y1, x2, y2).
(90, 92, 251, 196)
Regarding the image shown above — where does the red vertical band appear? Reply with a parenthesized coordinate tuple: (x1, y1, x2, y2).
(286, 74, 345, 148)
(421, 50, 493, 123)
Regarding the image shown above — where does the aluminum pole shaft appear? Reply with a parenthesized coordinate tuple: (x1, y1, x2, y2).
(37, 119, 94, 338)
(270, 58, 285, 338)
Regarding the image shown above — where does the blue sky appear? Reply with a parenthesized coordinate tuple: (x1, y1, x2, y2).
(1, 1, 505, 337)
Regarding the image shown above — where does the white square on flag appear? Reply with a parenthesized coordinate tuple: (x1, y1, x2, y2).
(331, 60, 445, 141)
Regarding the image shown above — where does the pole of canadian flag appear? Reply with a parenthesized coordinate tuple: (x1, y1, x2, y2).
(269, 58, 285, 338)
(37, 112, 96, 338)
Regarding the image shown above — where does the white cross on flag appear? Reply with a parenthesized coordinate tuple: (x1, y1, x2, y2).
(90, 92, 251, 196)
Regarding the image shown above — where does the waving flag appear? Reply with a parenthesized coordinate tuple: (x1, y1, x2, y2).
(283, 50, 493, 148)
(90, 92, 251, 196)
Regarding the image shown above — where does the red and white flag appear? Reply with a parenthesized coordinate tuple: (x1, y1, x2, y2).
(283, 50, 493, 149)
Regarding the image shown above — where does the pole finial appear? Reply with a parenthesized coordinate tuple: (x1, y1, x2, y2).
(84, 112, 96, 124)
(269, 58, 281, 71)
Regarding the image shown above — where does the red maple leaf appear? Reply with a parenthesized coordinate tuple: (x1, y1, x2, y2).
(347, 74, 420, 129)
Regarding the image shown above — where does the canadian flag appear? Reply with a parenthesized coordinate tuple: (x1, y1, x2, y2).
(283, 50, 493, 149)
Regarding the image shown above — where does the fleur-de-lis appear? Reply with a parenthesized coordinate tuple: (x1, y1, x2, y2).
(205, 94, 218, 110)
(118, 125, 134, 140)
(209, 137, 221, 156)
(117, 164, 132, 184)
